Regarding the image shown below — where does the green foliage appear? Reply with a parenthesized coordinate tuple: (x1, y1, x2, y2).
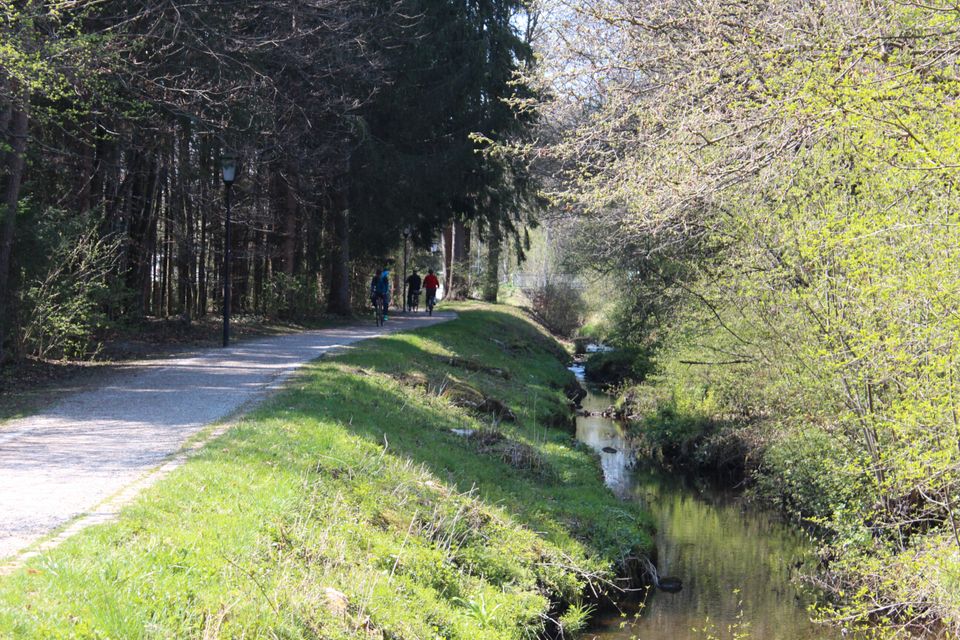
(538, 1, 960, 631)
(450, 594, 502, 630)
(260, 272, 323, 320)
(349, 0, 540, 256)
(623, 382, 721, 468)
(0, 3, 92, 101)
(753, 428, 866, 523)
(583, 348, 652, 386)
(558, 600, 595, 636)
(577, 319, 608, 341)
(0, 0, 542, 360)
(15, 207, 121, 359)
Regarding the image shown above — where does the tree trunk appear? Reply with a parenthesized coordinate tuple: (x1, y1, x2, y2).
(0, 101, 11, 150)
(134, 158, 161, 317)
(144, 168, 161, 317)
(254, 229, 268, 314)
(282, 163, 298, 276)
(0, 100, 29, 362)
(482, 220, 501, 303)
(197, 141, 211, 316)
(163, 196, 173, 317)
(443, 223, 454, 293)
(177, 123, 194, 318)
(77, 119, 95, 215)
(198, 203, 208, 316)
(237, 226, 251, 313)
(446, 219, 469, 300)
(326, 184, 351, 315)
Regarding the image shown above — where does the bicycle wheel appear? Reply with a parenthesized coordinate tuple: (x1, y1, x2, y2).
(375, 297, 384, 326)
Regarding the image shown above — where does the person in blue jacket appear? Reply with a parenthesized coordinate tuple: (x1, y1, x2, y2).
(375, 264, 392, 319)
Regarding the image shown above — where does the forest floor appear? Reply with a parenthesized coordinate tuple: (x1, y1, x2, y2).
(0, 303, 653, 639)
(0, 312, 454, 564)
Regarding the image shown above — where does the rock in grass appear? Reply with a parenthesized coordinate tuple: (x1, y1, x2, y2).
(322, 587, 350, 618)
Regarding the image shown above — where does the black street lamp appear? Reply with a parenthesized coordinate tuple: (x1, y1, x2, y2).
(221, 154, 238, 347)
(402, 226, 412, 312)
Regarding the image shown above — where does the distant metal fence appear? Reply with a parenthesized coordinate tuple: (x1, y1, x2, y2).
(511, 273, 586, 290)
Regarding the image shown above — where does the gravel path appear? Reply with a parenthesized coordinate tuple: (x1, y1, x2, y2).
(0, 312, 455, 562)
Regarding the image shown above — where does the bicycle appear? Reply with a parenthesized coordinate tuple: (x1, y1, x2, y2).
(374, 294, 386, 326)
(408, 288, 421, 312)
(425, 290, 436, 316)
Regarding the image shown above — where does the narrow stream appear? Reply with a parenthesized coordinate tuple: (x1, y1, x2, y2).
(571, 364, 839, 640)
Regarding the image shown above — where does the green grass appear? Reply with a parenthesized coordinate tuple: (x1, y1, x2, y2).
(0, 302, 653, 639)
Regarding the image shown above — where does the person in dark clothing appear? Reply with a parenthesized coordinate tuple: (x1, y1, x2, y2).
(406, 270, 422, 310)
(370, 269, 382, 307)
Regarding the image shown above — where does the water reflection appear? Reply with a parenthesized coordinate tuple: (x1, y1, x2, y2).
(577, 392, 634, 499)
(575, 385, 837, 640)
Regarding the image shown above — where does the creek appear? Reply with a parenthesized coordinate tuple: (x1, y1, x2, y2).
(569, 362, 840, 640)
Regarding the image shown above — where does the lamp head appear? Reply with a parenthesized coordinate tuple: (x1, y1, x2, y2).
(221, 155, 238, 185)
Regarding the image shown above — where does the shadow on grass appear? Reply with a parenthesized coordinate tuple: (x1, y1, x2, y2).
(226, 309, 652, 563)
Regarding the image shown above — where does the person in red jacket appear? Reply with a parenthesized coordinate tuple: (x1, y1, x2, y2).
(423, 269, 440, 311)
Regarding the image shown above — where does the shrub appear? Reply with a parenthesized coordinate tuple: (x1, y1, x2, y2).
(620, 382, 747, 474)
(583, 348, 652, 386)
(638, 402, 715, 465)
(753, 427, 863, 522)
(577, 318, 609, 342)
(261, 272, 323, 320)
(528, 281, 587, 337)
(18, 223, 120, 360)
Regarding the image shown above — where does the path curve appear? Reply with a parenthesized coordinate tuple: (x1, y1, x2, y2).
(0, 312, 455, 562)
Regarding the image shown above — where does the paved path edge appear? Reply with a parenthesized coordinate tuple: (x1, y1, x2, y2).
(0, 314, 456, 574)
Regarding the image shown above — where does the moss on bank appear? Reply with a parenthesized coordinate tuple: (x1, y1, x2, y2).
(0, 302, 653, 639)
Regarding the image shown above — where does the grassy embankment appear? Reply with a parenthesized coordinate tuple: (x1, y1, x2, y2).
(0, 302, 653, 639)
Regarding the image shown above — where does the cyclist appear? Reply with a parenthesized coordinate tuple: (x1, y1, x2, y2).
(376, 264, 392, 320)
(423, 269, 440, 312)
(406, 270, 422, 310)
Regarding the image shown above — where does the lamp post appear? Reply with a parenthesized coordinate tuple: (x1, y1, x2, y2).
(221, 154, 238, 347)
(402, 226, 412, 312)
